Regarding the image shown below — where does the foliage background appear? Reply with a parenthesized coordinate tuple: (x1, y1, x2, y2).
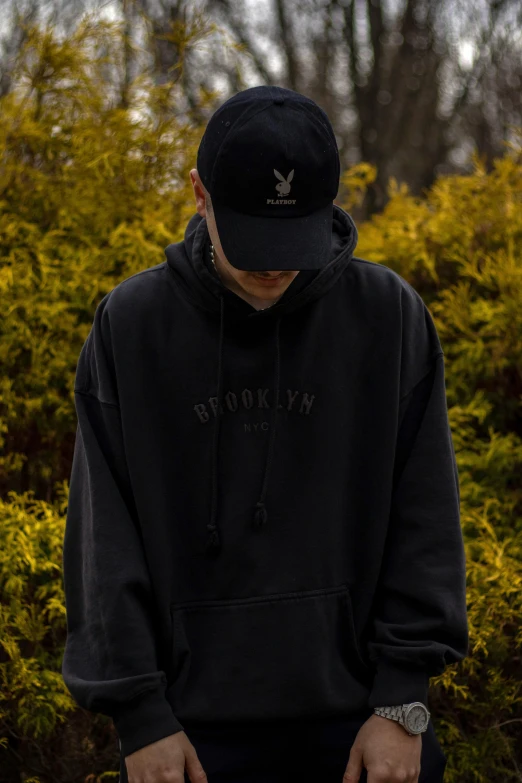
(0, 11, 521, 783)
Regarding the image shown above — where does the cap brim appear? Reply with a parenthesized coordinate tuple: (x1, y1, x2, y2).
(211, 200, 333, 271)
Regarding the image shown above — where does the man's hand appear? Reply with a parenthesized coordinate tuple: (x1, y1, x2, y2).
(125, 731, 208, 783)
(343, 713, 422, 783)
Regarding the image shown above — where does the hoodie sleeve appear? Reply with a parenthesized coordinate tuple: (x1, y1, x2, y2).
(366, 292, 469, 709)
(61, 294, 184, 758)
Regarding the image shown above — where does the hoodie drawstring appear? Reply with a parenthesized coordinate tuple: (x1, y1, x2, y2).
(253, 314, 281, 530)
(206, 295, 225, 555)
(206, 294, 282, 555)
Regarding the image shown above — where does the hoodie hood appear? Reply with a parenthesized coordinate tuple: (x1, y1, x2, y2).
(165, 204, 358, 320)
(164, 204, 359, 555)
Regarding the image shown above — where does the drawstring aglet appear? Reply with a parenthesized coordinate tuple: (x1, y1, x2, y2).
(253, 500, 268, 529)
(206, 523, 221, 552)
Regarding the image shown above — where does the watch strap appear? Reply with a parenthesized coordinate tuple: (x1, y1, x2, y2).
(373, 702, 430, 735)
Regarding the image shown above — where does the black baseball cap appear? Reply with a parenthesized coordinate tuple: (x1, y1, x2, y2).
(196, 85, 340, 272)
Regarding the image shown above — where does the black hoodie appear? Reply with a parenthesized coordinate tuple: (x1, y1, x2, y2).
(61, 204, 469, 761)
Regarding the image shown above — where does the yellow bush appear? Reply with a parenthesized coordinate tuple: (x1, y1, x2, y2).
(340, 144, 522, 781)
(0, 12, 521, 782)
(0, 13, 212, 496)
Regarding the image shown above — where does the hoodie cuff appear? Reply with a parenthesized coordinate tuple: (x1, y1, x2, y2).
(367, 659, 430, 708)
(113, 685, 184, 759)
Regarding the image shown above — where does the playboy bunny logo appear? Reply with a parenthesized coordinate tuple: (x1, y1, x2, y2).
(267, 169, 297, 205)
(274, 168, 294, 196)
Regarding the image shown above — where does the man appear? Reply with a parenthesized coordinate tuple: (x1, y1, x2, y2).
(61, 85, 469, 783)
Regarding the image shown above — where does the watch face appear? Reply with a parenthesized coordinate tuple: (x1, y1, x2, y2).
(406, 705, 427, 732)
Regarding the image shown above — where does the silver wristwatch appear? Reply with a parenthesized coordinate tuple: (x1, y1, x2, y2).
(374, 702, 430, 735)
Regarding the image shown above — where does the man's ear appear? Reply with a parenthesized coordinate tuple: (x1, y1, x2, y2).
(190, 169, 207, 218)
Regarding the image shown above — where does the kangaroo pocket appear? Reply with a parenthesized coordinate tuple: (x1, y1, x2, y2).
(166, 583, 373, 724)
